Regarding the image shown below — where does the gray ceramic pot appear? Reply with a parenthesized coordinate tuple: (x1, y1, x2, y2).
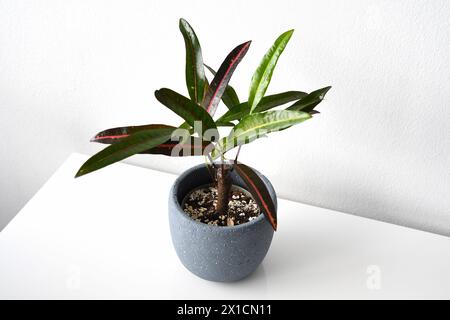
(168, 164, 276, 282)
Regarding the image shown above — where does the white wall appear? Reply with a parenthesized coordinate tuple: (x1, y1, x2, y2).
(1, 0, 449, 234)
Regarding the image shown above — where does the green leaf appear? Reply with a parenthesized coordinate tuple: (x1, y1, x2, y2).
(142, 137, 212, 156)
(178, 121, 192, 130)
(90, 124, 173, 144)
(287, 86, 332, 112)
(217, 90, 306, 123)
(211, 110, 311, 158)
(234, 163, 277, 230)
(179, 18, 207, 104)
(217, 121, 235, 127)
(90, 124, 211, 156)
(75, 126, 176, 178)
(154, 88, 217, 136)
(204, 64, 240, 109)
(248, 29, 294, 114)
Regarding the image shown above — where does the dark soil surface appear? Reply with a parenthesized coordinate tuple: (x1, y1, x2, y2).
(182, 185, 261, 226)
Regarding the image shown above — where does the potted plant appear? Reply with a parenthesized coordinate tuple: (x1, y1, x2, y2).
(75, 18, 331, 282)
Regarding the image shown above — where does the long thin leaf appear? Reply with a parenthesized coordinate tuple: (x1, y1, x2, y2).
(212, 110, 311, 159)
(204, 64, 240, 109)
(234, 163, 277, 230)
(75, 126, 176, 178)
(179, 18, 207, 104)
(142, 137, 212, 156)
(154, 88, 217, 136)
(90, 125, 211, 156)
(202, 41, 251, 116)
(178, 121, 192, 130)
(217, 90, 307, 123)
(90, 124, 173, 144)
(286, 86, 332, 112)
(248, 30, 294, 114)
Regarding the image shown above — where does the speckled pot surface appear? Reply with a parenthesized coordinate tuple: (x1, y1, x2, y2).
(168, 164, 276, 282)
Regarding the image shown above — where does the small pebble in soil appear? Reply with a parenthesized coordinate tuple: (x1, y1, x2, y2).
(183, 186, 260, 226)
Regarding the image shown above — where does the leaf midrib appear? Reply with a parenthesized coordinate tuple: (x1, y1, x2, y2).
(257, 47, 277, 93)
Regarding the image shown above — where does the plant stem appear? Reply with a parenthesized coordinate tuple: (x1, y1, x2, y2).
(207, 153, 218, 169)
(234, 145, 242, 164)
(204, 156, 216, 183)
(215, 161, 232, 218)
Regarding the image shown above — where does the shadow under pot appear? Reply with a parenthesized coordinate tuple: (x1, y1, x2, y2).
(168, 163, 277, 282)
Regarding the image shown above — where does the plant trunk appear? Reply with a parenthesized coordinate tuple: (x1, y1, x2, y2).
(215, 163, 232, 218)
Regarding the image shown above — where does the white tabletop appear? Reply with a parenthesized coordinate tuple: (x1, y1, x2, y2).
(1, 153, 449, 299)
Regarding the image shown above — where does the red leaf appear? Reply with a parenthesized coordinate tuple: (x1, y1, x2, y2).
(202, 41, 251, 116)
(234, 163, 277, 230)
(91, 124, 172, 144)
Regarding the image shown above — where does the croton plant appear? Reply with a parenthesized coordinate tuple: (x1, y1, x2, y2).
(75, 18, 331, 231)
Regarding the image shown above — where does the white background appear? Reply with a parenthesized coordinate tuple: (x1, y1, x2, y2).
(1, 0, 449, 234)
(2, 154, 450, 299)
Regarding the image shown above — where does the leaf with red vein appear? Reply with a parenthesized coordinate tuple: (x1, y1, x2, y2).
(202, 41, 251, 116)
(75, 126, 176, 178)
(234, 163, 277, 230)
(97, 136, 211, 157)
(91, 125, 212, 156)
(91, 124, 172, 144)
(204, 64, 240, 109)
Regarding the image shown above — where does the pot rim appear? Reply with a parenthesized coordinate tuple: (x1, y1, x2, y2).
(171, 164, 270, 232)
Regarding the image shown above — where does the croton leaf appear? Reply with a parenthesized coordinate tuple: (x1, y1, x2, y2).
(154, 88, 217, 136)
(217, 122, 235, 127)
(75, 126, 176, 178)
(234, 163, 277, 230)
(216, 90, 307, 123)
(248, 29, 294, 114)
(90, 124, 172, 144)
(202, 41, 251, 116)
(204, 64, 240, 109)
(286, 86, 332, 112)
(178, 121, 193, 130)
(179, 18, 207, 104)
(142, 137, 212, 156)
(90, 125, 211, 156)
(212, 110, 311, 159)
